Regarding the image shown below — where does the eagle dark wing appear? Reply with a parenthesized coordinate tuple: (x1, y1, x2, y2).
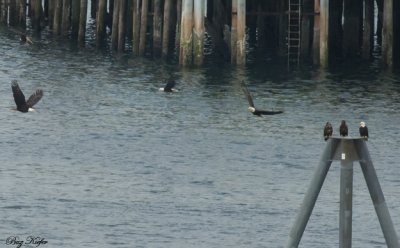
(241, 82, 255, 107)
(340, 122, 348, 136)
(257, 110, 283, 115)
(26, 89, 43, 108)
(11, 80, 28, 112)
(164, 80, 175, 92)
(324, 122, 333, 141)
(359, 126, 368, 138)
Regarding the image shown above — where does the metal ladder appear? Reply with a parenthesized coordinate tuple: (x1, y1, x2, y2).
(287, 0, 301, 67)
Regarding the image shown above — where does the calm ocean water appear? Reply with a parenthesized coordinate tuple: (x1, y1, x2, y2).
(0, 28, 399, 248)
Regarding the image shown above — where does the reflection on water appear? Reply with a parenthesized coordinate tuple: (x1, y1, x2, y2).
(0, 29, 399, 248)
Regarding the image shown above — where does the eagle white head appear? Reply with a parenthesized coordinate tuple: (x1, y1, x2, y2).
(248, 107, 255, 113)
(360, 121, 366, 127)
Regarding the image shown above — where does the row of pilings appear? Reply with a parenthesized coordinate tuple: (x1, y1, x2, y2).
(0, 0, 399, 68)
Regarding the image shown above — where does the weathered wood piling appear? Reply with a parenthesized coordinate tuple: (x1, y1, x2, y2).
(179, 0, 194, 66)
(319, 0, 329, 68)
(0, 0, 398, 69)
(139, 0, 149, 56)
(362, 0, 374, 59)
(78, 0, 88, 44)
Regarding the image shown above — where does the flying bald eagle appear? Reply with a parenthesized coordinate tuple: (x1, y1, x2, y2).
(159, 80, 178, 92)
(359, 121, 368, 140)
(241, 81, 283, 116)
(11, 80, 43, 113)
(324, 122, 333, 141)
(339, 120, 348, 137)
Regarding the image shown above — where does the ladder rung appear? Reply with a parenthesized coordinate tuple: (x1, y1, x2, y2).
(288, 0, 301, 65)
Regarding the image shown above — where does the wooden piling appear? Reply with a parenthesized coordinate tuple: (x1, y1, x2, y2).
(132, 0, 140, 56)
(111, 0, 120, 50)
(362, 0, 374, 59)
(78, 0, 88, 44)
(236, 0, 246, 65)
(96, 0, 107, 46)
(162, 0, 173, 58)
(71, 0, 80, 38)
(319, 0, 329, 67)
(312, 0, 320, 65)
(18, 0, 26, 28)
(62, 0, 71, 36)
(53, 1, 62, 35)
(230, 0, 238, 64)
(395, 1, 400, 67)
(153, 0, 163, 57)
(31, 0, 42, 31)
(175, 0, 182, 56)
(193, 0, 205, 65)
(139, 0, 149, 56)
(179, 0, 194, 65)
(117, 0, 127, 52)
(382, 0, 393, 67)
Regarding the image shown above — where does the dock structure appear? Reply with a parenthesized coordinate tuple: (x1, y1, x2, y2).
(286, 137, 399, 248)
(0, 0, 399, 68)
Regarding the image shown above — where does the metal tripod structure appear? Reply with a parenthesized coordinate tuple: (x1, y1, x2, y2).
(286, 137, 400, 248)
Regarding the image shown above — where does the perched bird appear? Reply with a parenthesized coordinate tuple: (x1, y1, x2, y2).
(159, 80, 178, 92)
(11, 80, 43, 113)
(323, 122, 333, 141)
(339, 120, 348, 137)
(241, 81, 283, 116)
(359, 121, 369, 140)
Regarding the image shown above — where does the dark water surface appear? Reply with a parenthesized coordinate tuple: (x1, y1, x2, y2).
(0, 30, 399, 248)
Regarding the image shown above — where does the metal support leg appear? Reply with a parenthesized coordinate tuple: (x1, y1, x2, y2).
(286, 139, 339, 248)
(340, 158, 353, 248)
(355, 140, 400, 248)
